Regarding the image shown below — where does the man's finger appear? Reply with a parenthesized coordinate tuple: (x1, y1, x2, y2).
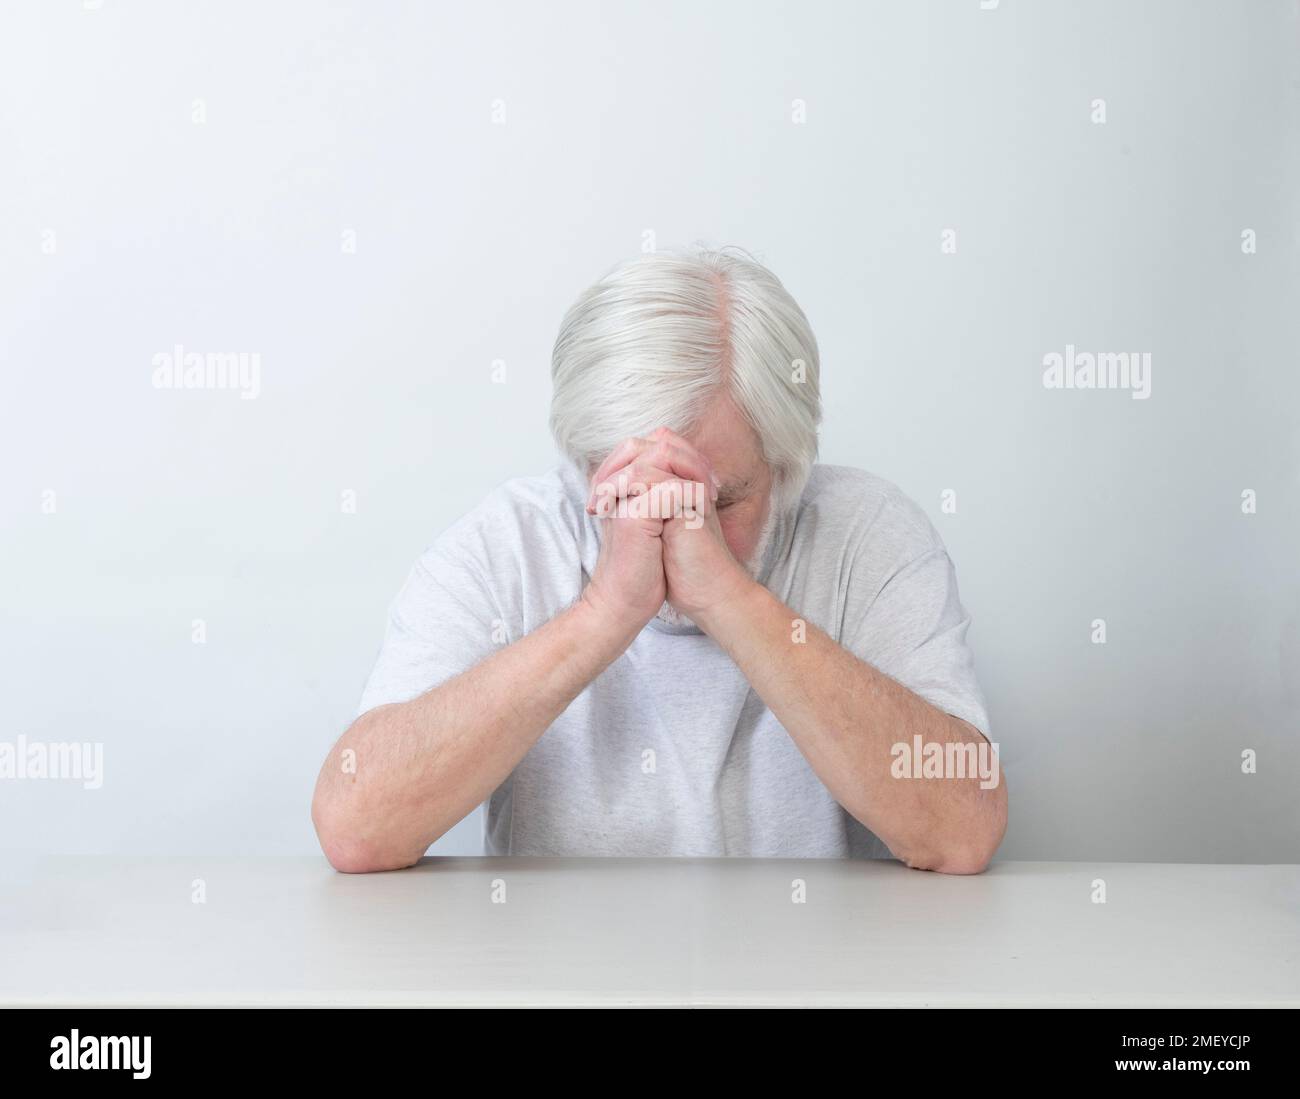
(588, 431, 718, 513)
(646, 428, 718, 499)
(590, 461, 667, 518)
(600, 456, 711, 506)
(592, 462, 712, 522)
(587, 437, 651, 510)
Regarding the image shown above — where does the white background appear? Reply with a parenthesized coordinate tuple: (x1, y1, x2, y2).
(2, 0, 1296, 861)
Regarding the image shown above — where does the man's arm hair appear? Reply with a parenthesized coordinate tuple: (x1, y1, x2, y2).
(696, 581, 1007, 874)
(311, 594, 638, 872)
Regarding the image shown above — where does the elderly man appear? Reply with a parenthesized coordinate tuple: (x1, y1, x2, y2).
(312, 248, 1006, 873)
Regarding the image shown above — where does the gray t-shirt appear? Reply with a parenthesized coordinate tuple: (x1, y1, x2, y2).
(357, 462, 990, 859)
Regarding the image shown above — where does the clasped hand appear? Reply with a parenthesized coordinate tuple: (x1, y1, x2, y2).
(582, 427, 753, 632)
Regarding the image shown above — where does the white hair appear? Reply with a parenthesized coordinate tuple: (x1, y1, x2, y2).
(549, 246, 821, 514)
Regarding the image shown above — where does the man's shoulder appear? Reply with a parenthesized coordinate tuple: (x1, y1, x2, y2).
(798, 464, 942, 555)
(479, 464, 585, 520)
(426, 464, 589, 570)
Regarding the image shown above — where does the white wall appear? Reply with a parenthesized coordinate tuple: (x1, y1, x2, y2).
(1, 0, 1296, 862)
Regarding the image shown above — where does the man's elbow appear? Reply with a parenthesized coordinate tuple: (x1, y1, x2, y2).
(903, 836, 998, 875)
(311, 796, 421, 874)
(904, 796, 1007, 875)
(319, 836, 420, 874)
(923, 843, 997, 876)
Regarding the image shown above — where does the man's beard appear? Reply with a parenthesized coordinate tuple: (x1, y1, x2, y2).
(655, 509, 779, 629)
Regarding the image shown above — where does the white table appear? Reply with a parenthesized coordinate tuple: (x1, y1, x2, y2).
(1, 856, 1296, 1006)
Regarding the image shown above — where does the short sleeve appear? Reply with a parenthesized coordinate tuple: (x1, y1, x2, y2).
(843, 547, 991, 739)
(356, 546, 506, 718)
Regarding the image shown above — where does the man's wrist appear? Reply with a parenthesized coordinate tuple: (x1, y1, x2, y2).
(574, 585, 649, 653)
(691, 574, 770, 642)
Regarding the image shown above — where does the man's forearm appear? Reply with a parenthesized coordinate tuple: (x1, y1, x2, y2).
(697, 582, 1006, 873)
(312, 595, 638, 872)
